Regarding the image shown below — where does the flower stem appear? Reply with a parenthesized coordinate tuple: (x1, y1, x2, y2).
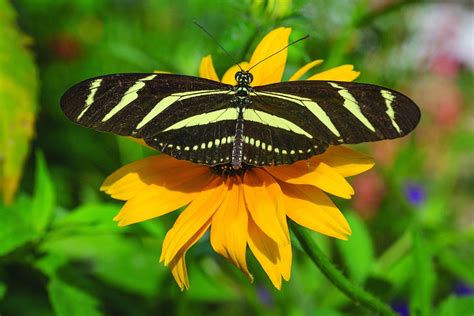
(290, 223, 396, 316)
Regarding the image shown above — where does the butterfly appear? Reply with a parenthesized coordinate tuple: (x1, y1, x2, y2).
(60, 49, 420, 173)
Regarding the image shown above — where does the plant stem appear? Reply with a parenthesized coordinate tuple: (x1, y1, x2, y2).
(290, 223, 396, 316)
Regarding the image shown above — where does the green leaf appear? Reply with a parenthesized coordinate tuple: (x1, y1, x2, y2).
(0, 0, 38, 204)
(382, 252, 414, 291)
(410, 230, 436, 316)
(116, 136, 145, 165)
(41, 233, 166, 296)
(0, 194, 37, 255)
(436, 295, 474, 316)
(186, 258, 238, 301)
(48, 277, 102, 316)
(53, 203, 120, 229)
(0, 281, 6, 299)
(335, 211, 374, 284)
(34, 253, 69, 277)
(31, 151, 55, 233)
(437, 249, 474, 286)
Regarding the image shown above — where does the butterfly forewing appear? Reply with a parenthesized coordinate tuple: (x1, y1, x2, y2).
(60, 73, 236, 160)
(252, 80, 420, 145)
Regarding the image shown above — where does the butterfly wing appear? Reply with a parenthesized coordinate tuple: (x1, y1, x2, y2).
(60, 73, 237, 164)
(242, 80, 420, 165)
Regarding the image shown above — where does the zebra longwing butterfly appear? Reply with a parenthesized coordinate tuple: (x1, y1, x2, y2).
(60, 68, 420, 171)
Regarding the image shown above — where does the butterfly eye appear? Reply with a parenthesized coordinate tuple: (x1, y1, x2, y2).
(235, 72, 242, 81)
(246, 72, 253, 83)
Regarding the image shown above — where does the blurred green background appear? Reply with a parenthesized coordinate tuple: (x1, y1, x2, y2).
(1, 0, 473, 315)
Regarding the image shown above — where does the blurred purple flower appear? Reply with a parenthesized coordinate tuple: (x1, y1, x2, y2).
(392, 301, 410, 316)
(454, 282, 474, 297)
(404, 182, 426, 207)
(257, 284, 273, 308)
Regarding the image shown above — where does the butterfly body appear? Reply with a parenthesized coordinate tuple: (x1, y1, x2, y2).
(60, 71, 420, 170)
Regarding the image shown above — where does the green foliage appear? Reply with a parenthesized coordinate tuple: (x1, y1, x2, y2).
(48, 277, 102, 316)
(0, 0, 39, 204)
(335, 211, 374, 285)
(1, 0, 473, 315)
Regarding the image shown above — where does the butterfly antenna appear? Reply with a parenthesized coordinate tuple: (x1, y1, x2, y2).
(247, 34, 310, 72)
(193, 21, 244, 72)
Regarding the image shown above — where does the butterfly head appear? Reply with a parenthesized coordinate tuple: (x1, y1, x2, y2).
(235, 71, 253, 85)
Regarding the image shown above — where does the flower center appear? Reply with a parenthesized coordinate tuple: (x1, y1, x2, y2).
(211, 163, 252, 175)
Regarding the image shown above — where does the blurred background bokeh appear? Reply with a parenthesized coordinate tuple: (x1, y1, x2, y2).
(0, 0, 473, 315)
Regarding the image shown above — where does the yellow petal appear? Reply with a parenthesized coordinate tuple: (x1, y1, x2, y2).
(210, 177, 253, 281)
(101, 155, 190, 200)
(199, 55, 220, 81)
(243, 168, 289, 245)
(248, 217, 289, 289)
(160, 176, 226, 265)
(280, 238, 292, 281)
(221, 62, 250, 85)
(113, 166, 212, 226)
(307, 64, 360, 82)
(288, 59, 324, 81)
(279, 181, 351, 239)
(266, 161, 355, 199)
(170, 255, 188, 291)
(248, 27, 291, 85)
(169, 219, 211, 291)
(315, 146, 374, 177)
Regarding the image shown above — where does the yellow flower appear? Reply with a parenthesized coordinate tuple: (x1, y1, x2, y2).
(101, 27, 373, 290)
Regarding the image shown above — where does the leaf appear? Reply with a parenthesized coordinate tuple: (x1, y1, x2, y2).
(435, 295, 474, 316)
(186, 259, 238, 301)
(410, 230, 436, 316)
(0, 281, 6, 299)
(437, 249, 474, 286)
(31, 151, 55, 233)
(41, 233, 166, 296)
(48, 277, 102, 316)
(0, 194, 37, 255)
(335, 211, 374, 284)
(53, 203, 120, 228)
(0, 1, 38, 204)
(117, 137, 145, 165)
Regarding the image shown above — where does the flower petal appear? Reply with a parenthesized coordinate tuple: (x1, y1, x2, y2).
(248, 27, 291, 85)
(288, 59, 324, 81)
(113, 166, 212, 226)
(199, 55, 220, 81)
(101, 155, 195, 200)
(315, 146, 374, 177)
(243, 168, 289, 245)
(169, 219, 211, 291)
(160, 176, 226, 265)
(279, 181, 351, 239)
(210, 176, 252, 281)
(280, 238, 292, 281)
(307, 64, 360, 82)
(265, 161, 355, 199)
(221, 62, 250, 85)
(248, 217, 290, 289)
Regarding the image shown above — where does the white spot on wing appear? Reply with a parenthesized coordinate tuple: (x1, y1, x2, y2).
(136, 89, 230, 129)
(329, 82, 376, 132)
(102, 74, 156, 122)
(253, 91, 340, 137)
(78, 78, 103, 120)
(243, 109, 313, 139)
(381, 90, 402, 133)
